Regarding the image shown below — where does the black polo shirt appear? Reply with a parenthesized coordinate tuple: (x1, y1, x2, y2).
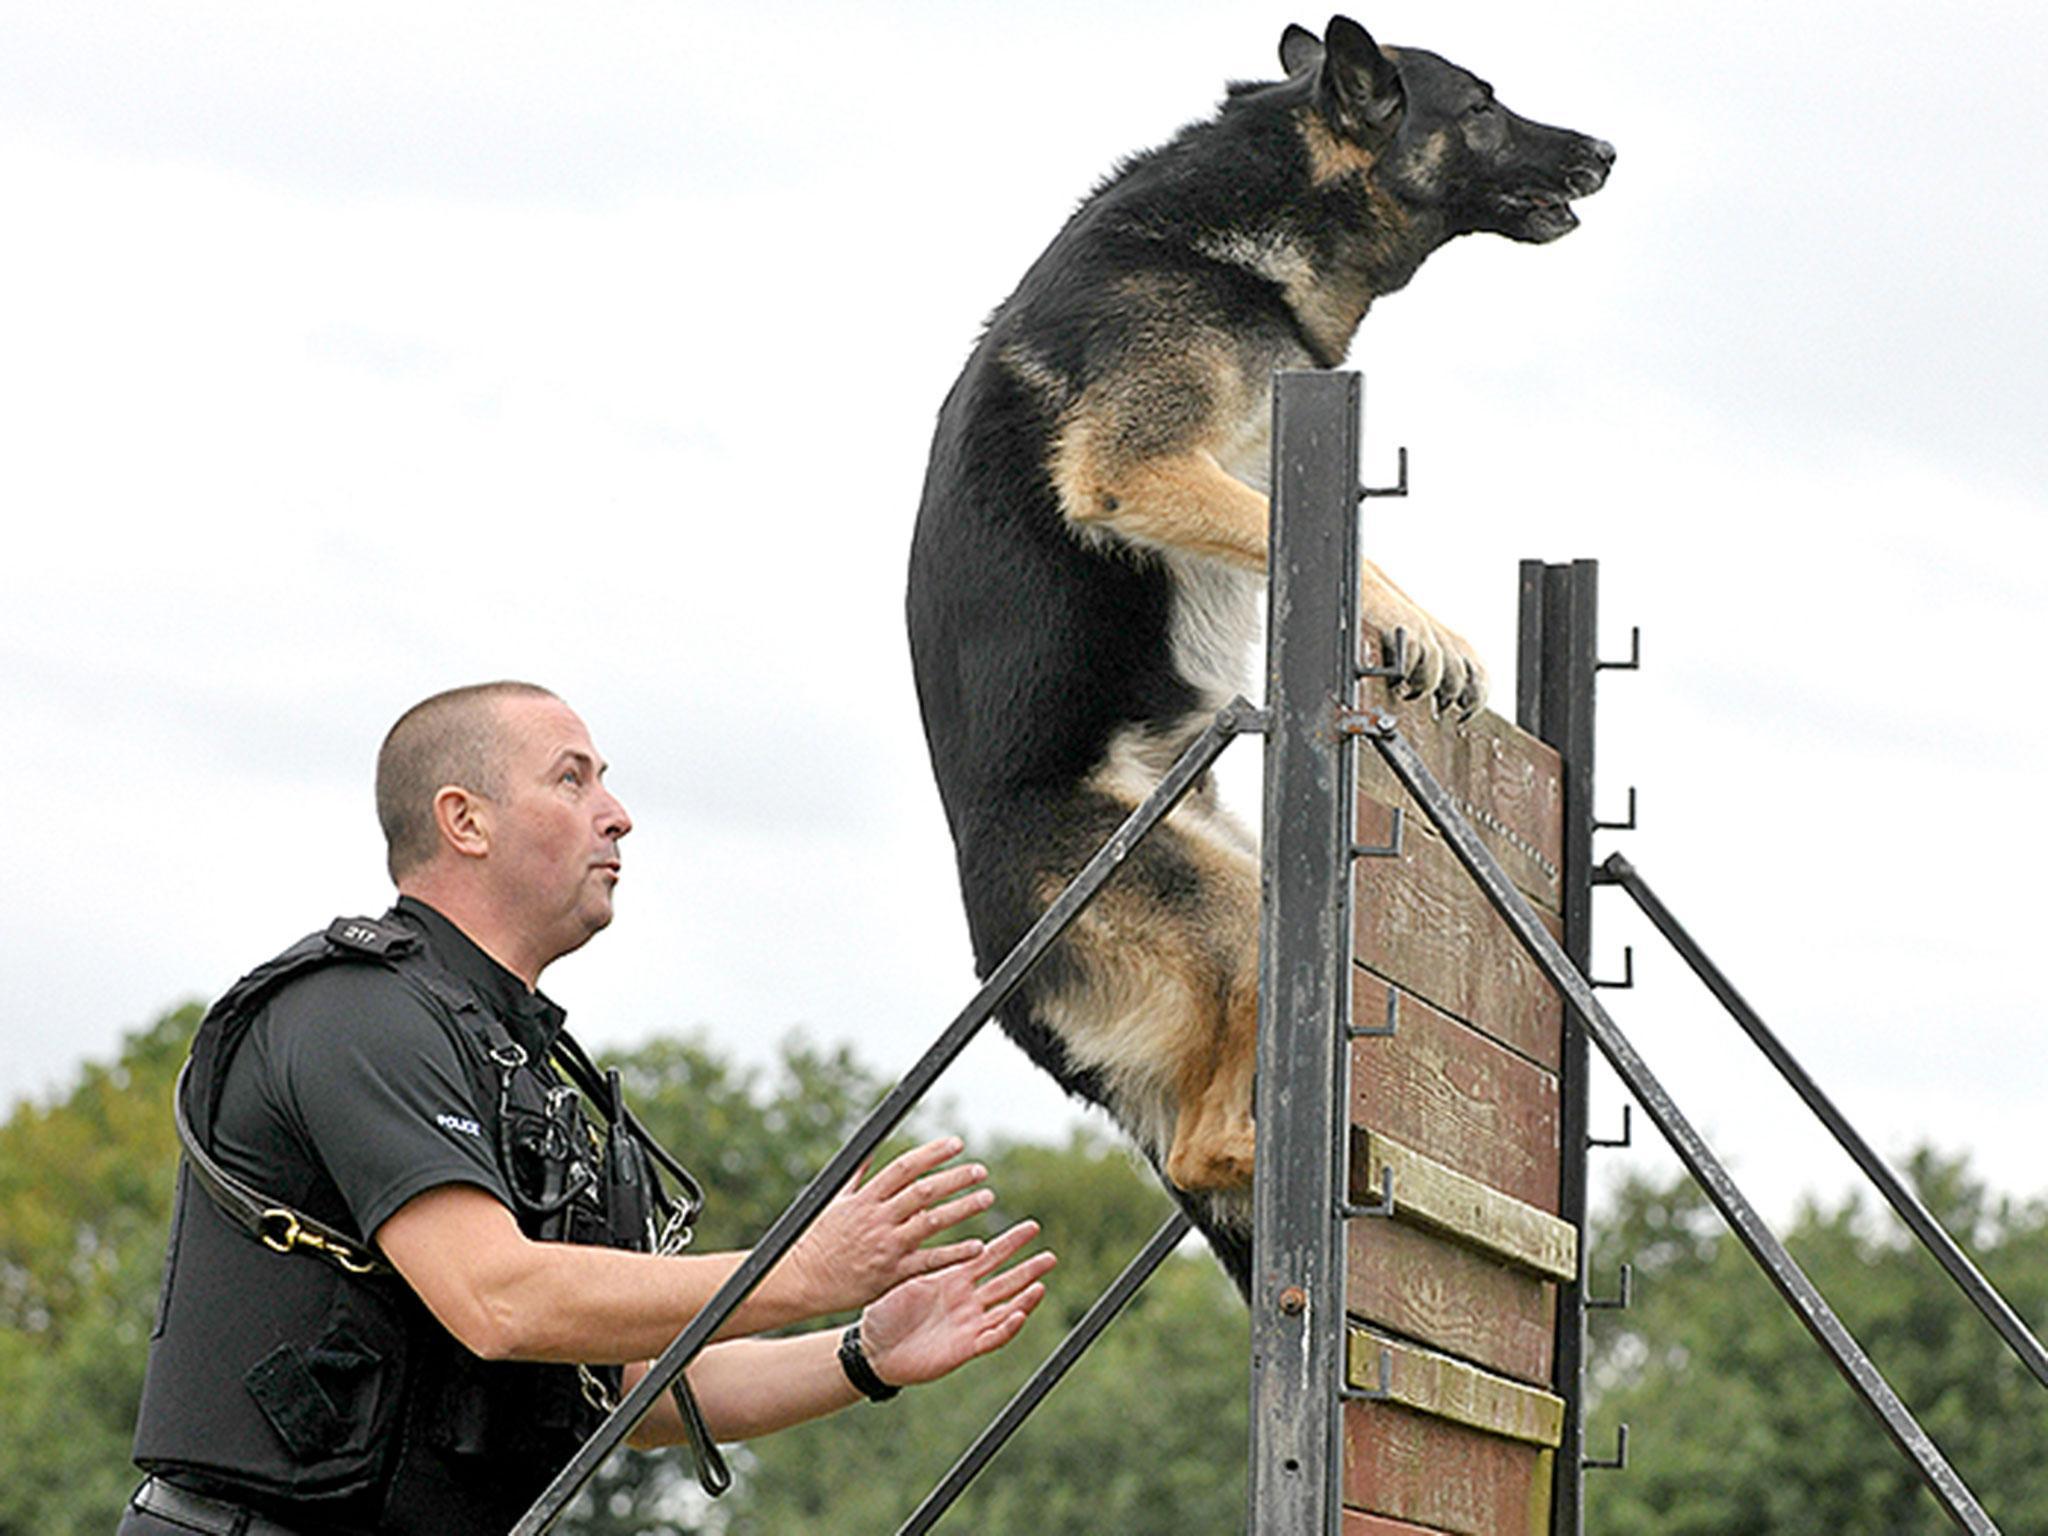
(210, 896, 569, 1247)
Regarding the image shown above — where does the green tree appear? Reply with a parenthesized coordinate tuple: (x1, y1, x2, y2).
(0, 1004, 197, 1536)
(1585, 1152, 2048, 1536)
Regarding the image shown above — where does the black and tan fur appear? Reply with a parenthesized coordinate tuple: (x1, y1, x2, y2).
(907, 16, 1613, 1292)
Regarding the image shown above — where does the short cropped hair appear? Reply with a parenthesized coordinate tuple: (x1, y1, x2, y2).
(375, 681, 556, 880)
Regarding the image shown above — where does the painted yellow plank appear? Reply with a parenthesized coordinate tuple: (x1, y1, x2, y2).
(1356, 1130, 1577, 1281)
(1347, 1326, 1566, 1449)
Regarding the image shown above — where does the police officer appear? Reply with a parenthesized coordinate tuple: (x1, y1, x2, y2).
(126, 681, 1055, 1536)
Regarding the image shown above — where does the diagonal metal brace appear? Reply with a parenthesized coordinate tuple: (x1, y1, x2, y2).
(896, 1212, 1193, 1535)
(507, 699, 1260, 1536)
(1600, 853, 2048, 1392)
(1361, 713, 2002, 1536)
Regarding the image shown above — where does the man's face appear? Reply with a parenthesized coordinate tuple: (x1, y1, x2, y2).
(484, 693, 633, 968)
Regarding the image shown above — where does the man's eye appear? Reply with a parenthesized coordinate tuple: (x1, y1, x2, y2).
(562, 769, 584, 787)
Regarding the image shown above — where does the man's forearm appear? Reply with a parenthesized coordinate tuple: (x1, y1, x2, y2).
(622, 1334, 864, 1448)
(378, 1185, 821, 1363)
(476, 1242, 824, 1362)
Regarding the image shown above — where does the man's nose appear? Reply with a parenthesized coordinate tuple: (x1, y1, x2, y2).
(600, 789, 632, 839)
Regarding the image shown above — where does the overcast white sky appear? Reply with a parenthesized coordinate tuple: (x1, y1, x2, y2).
(5, 2, 2044, 1234)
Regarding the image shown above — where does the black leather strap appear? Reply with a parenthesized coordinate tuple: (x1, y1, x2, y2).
(838, 1323, 900, 1402)
(172, 1062, 391, 1276)
(132, 1476, 311, 1536)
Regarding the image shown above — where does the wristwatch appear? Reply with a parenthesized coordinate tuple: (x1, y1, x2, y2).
(837, 1323, 901, 1403)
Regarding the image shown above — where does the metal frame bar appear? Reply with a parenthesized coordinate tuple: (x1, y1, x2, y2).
(895, 1212, 1194, 1535)
(1598, 851, 2048, 1389)
(1518, 558, 1599, 1531)
(1247, 369, 1365, 1535)
(510, 702, 1261, 1536)
(1359, 712, 2001, 1536)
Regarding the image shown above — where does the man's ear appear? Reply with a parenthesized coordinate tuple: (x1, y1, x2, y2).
(1278, 22, 1322, 78)
(1318, 15, 1404, 139)
(433, 784, 492, 860)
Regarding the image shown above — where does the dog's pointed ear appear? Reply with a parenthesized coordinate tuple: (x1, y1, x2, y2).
(1318, 15, 1404, 138)
(1278, 22, 1323, 77)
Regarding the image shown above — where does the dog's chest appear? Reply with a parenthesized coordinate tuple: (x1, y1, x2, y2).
(1163, 554, 1262, 704)
(1171, 373, 1276, 703)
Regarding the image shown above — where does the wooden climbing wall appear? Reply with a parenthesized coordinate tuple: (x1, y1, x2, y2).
(1342, 653, 1573, 1536)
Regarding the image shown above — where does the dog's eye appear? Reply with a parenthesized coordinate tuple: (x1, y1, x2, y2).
(1467, 99, 1495, 118)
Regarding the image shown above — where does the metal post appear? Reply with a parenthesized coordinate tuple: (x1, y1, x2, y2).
(1519, 560, 1599, 1534)
(1247, 370, 1363, 1535)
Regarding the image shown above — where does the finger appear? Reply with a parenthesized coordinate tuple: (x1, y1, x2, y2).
(917, 1187, 995, 1236)
(972, 1285, 1047, 1355)
(918, 1236, 989, 1274)
(887, 1160, 989, 1217)
(838, 1155, 875, 1197)
(974, 1250, 1058, 1306)
(969, 1219, 1042, 1275)
(865, 1137, 965, 1202)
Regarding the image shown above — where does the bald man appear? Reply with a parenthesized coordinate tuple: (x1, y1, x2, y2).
(127, 682, 1053, 1536)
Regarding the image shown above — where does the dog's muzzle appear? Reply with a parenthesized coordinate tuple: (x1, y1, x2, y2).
(1566, 139, 1617, 198)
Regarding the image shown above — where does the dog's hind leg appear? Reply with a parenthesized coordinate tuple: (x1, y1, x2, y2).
(1163, 960, 1260, 1191)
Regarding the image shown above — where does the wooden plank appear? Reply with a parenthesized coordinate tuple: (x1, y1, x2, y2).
(1347, 1216, 1557, 1386)
(1344, 1513, 1458, 1536)
(1349, 973, 1561, 1214)
(1344, 1401, 1556, 1536)
(1352, 645, 1564, 916)
(1353, 794, 1564, 1070)
(1346, 1327, 1565, 1448)
(1354, 1132, 1577, 1281)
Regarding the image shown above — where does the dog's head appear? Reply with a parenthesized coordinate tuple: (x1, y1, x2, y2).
(1280, 16, 1614, 245)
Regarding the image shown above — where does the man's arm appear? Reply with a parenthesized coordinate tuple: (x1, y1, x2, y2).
(377, 1136, 994, 1362)
(622, 1219, 1057, 1447)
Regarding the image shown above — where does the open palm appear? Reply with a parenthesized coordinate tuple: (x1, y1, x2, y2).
(858, 1220, 1057, 1387)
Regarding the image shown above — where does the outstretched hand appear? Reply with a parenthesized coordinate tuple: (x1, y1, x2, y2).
(857, 1220, 1056, 1388)
(781, 1137, 998, 1317)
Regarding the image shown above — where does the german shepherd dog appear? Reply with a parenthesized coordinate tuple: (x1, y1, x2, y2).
(907, 16, 1612, 1292)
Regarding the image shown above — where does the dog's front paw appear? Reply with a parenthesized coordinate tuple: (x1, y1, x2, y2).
(1370, 608, 1488, 721)
(1435, 627, 1489, 720)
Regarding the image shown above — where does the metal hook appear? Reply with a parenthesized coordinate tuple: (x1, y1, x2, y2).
(1584, 1423, 1631, 1471)
(1353, 804, 1405, 860)
(1591, 946, 1634, 990)
(1356, 627, 1410, 682)
(1587, 1262, 1634, 1311)
(1339, 1348, 1395, 1403)
(1338, 1164, 1396, 1221)
(1595, 787, 1638, 833)
(1596, 626, 1641, 672)
(1588, 1104, 1633, 1150)
(1358, 446, 1409, 499)
(1348, 988, 1399, 1040)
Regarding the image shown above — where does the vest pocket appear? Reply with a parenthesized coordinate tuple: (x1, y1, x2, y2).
(242, 1282, 406, 1475)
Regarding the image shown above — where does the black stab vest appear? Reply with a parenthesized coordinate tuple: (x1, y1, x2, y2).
(132, 916, 622, 1536)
